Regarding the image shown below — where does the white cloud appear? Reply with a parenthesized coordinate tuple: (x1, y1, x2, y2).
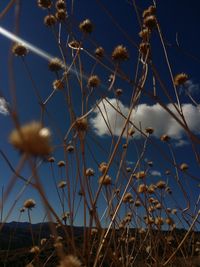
(90, 98, 200, 144)
(150, 170, 161, 177)
(184, 80, 199, 95)
(0, 98, 9, 115)
(174, 139, 189, 147)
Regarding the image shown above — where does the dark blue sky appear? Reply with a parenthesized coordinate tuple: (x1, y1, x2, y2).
(0, 1, 200, 227)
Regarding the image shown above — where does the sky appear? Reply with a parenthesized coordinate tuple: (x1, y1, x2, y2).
(0, 0, 200, 228)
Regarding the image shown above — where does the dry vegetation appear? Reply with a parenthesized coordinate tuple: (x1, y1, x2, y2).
(0, 0, 200, 266)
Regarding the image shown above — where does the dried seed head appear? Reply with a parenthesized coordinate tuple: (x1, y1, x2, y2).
(112, 45, 129, 61)
(12, 43, 28, 57)
(9, 122, 52, 156)
(86, 168, 95, 176)
(58, 180, 67, 188)
(57, 160, 65, 167)
(24, 199, 36, 209)
(79, 19, 93, 34)
(30, 246, 40, 254)
(99, 175, 111, 185)
(55, 10, 67, 21)
(147, 161, 153, 167)
(48, 156, 55, 163)
(155, 216, 164, 226)
(166, 217, 174, 225)
(180, 163, 188, 171)
(20, 207, 25, 213)
(126, 167, 131, 172)
(66, 144, 74, 153)
(135, 200, 141, 207)
(87, 75, 101, 88)
(145, 127, 154, 134)
(91, 228, 98, 235)
(174, 73, 188, 86)
(165, 169, 171, 175)
(99, 162, 107, 174)
(68, 40, 82, 49)
(74, 117, 88, 132)
(55, 0, 66, 10)
(53, 79, 65, 90)
(48, 57, 63, 71)
(44, 14, 57, 26)
(139, 42, 150, 56)
(160, 134, 170, 142)
(171, 208, 177, 215)
(155, 203, 162, 210)
(128, 127, 135, 136)
(165, 186, 172, 194)
(115, 88, 123, 97)
(139, 28, 150, 40)
(58, 255, 82, 267)
(95, 46, 104, 58)
(148, 184, 156, 194)
(122, 192, 133, 203)
(136, 171, 146, 179)
(37, 0, 52, 9)
(156, 180, 166, 189)
(142, 6, 156, 18)
(143, 15, 157, 29)
(40, 238, 47, 246)
(138, 184, 147, 193)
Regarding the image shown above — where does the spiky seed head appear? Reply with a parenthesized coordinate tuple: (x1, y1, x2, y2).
(55, 10, 67, 21)
(48, 57, 63, 71)
(112, 45, 129, 61)
(55, 0, 66, 10)
(24, 199, 36, 209)
(58, 180, 67, 188)
(12, 43, 28, 57)
(135, 200, 141, 207)
(53, 79, 65, 90)
(174, 73, 188, 86)
(180, 163, 188, 171)
(142, 6, 156, 18)
(155, 203, 162, 210)
(57, 160, 65, 167)
(166, 217, 174, 225)
(139, 28, 149, 40)
(44, 14, 57, 26)
(143, 15, 157, 29)
(87, 75, 101, 88)
(37, 0, 52, 9)
(86, 168, 95, 176)
(148, 184, 156, 194)
(139, 42, 150, 55)
(95, 46, 104, 58)
(79, 19, 93, 34)
(9, 122, 52, 156)
(98, 175, 111, 185)
(74, 117, 88, 132)
(155, 216, 164, 226)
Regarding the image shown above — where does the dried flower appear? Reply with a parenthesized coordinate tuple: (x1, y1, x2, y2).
(24, 199, 36, 209)
(9, 122, 52, 156)
(30, 246, 40, 254)
(99, 162, 107, 174)
(139, 28, 149, 40)
(156, 180, 166, 189)
(135, 200, 141, 207)
(55, 0, 66, 10)
(55, 10, 67, 21)
(79, 19, 93, 34)
(66, 144, 74, 153)
(44, 14, 57, 26)
(145, 127, 154, 134)
(99, 175, 111, 185)
(122, 192, 133, 203)
(57, 160, 65, 167)
(160, 134, 170, 142)
(95, 46, 104, 58)
(115, 88, 123, 97)
(135, 171, 146, 179)
(86, 168, 95, 176)
(87, 75, 101, 88)
(48, 156, 55, 163)
(139, 42, 150, 55)
(58, 180, 67, 188)
(74, 117, 88, 132)
(37, 0, 52, 9)
(180, 163, 188, 171)
(138, 184, 147, 193)
(143, 15, 157, 29)
(112, 45, 129, 61)
(12, 43, 28, 57)
(155, 216, 164, 226)
(174, 73, 188, 86)
(53, 79, 65, 90)
(48, 58, 63, 71)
